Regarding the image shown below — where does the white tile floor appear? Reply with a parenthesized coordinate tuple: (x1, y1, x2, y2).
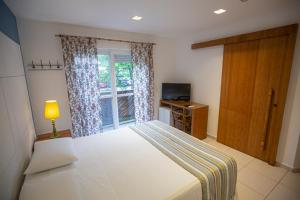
(202, 137, 300, 200)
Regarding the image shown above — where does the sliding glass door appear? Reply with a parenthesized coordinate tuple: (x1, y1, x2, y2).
(98, 49, 135, 131)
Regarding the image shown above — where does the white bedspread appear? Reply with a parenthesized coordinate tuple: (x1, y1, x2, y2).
(20, 127, 202, 200)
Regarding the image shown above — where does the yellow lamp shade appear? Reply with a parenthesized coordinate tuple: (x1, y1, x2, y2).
(44, 100, 60, 120)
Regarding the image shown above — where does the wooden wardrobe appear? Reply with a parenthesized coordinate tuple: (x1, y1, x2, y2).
(192, 24, 298, 164)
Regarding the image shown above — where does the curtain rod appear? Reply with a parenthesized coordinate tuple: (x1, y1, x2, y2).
(55, 34, 156, 45)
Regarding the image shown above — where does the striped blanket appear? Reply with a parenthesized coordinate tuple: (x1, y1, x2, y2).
(130, 120, 237, 200)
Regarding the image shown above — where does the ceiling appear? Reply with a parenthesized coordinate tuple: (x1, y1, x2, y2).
(4, 0, 300, 37)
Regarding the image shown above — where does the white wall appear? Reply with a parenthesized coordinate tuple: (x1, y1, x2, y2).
(175, 18, 300, 168)
(278, 30, 300, 168)
(175, 41, 223, 137)
(17, 18, 176, 135)
(294, 137, 300, 169)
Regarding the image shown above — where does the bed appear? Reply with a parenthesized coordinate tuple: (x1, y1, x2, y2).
(19, 120, 237, 200)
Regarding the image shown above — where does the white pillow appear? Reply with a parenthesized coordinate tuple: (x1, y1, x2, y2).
(24, 137, 78, 175)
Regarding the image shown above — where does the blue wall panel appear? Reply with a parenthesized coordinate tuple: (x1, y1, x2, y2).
(0, 0, 19, 44)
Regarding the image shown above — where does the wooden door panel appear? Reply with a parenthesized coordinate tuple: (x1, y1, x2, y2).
(218, 34, 296, 164)
(219, 108, 251, 151)
(220, 42, 258, 112)
(267, 28, 298, 164)
(218, 41, 259, 152)
(248, 36, 288, 160)
(215, 25, 297, 164)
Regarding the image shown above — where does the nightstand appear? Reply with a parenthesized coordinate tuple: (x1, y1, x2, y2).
(36, 129, 72, 141)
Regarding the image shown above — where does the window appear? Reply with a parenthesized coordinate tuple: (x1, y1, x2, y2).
(98, 49, 135, 131)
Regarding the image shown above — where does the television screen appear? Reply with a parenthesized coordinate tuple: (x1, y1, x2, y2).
(162, 83, 191, 101)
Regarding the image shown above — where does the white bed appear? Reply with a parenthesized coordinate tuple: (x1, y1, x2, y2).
(20, 127, 202, 200)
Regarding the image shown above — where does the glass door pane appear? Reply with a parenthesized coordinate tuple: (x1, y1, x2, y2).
(98, 49, 135, 132)
(98, 53, 114, 130)
(114, 53, 135, 125)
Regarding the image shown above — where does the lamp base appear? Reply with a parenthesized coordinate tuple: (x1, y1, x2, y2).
(50, 119, 59, 139)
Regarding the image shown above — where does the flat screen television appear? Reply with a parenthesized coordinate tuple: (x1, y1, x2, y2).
(162, 83, 191, 101)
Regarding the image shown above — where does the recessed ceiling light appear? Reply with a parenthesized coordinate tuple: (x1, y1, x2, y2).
(132, 16, 142, 21)
(214, 9, 226, 14)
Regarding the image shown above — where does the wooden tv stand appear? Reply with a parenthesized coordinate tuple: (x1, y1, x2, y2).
(160, 100, 208, 140)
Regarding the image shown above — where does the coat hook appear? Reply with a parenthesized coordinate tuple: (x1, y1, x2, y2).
(32, 60, 35, 69)
(49, 60, 52, 69)
(40, 60, 43, 69)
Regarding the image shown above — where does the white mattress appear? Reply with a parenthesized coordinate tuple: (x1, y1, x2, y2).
(20, 127, 202, 200)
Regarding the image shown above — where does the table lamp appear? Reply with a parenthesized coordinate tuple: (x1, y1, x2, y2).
(44, 100, 60, 138)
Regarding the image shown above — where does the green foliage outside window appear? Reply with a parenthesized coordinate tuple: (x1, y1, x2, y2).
(115, 62, 133, 90)
(98, 55, 111, 88)
(98, 54, 133, 92)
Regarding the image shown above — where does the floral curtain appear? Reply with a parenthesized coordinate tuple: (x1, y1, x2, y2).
(61, 36, 102, 137)
(130, 43, 154, 123)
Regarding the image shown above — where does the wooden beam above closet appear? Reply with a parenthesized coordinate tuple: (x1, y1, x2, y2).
(191, 24, 298, 49)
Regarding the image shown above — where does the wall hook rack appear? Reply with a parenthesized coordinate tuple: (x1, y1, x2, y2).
(27, 60, 63, 71)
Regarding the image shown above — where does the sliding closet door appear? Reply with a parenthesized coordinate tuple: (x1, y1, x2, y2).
(248, 36, 290, 163)
(217, 41, 259, 152)
(218, 33, 297, 164)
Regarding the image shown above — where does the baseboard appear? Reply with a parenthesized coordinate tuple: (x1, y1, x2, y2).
(277, 162, 293, 170)
(292, 168, 300, 173)
(206, 133, 217, 139)
(276, 162, 300, 172)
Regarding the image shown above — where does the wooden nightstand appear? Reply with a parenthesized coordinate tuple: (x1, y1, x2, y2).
(36, 129, 72, 141)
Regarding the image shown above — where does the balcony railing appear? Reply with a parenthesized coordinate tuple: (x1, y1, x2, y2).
(100, 90, 135, 128)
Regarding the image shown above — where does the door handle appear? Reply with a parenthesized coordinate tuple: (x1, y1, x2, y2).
(261, 88, 275, 151)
